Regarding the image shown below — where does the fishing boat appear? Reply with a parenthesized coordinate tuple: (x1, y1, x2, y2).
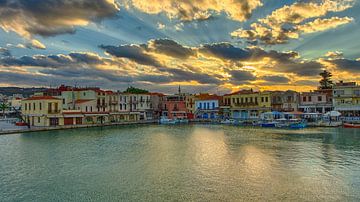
(343, 123, 360, 128)
(289, 119, 307, 129)
(261, 121, 278, 128)
(275, 118, 289, 128)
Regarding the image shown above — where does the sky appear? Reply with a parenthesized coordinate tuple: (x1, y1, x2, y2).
(0, 0, 359, 94)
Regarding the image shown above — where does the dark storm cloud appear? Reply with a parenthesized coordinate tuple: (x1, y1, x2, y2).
(99, 44, 162, 67)
(0, 0, 119, 37)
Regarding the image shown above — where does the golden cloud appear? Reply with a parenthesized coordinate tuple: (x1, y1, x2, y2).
(232, 0, 355, 44)
(122, 0, 262, 22)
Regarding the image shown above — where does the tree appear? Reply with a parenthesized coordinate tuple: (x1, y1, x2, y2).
(319, 70, 334, 89)
(0, 102, 9, 118)
(123, 86, 149, 94)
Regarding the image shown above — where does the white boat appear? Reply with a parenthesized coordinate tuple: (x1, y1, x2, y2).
(220, 119, 235, 124)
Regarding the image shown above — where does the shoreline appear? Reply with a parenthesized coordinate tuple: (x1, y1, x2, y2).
(0, 119, 347, 136)
(0, 120, 158, 135)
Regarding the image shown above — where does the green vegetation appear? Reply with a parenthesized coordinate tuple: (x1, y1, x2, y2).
(319, 70, 334, 89)
(0, 102, 9, 118)
(123, 86, 149, 94)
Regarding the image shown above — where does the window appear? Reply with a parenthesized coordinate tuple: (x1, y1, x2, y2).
(207, 103, 210, 109)
(29, 103, 31, 110)
(303, 97, 306, 102)
(38, 117, 40, 123)
(309, 96, 312, 102)
(33, 103, 36, 110)
(232, 98, 235, 103)
(250, 97, 253, 103)
(86, 106, 88, 112)
(245, 98, 248, 103)
(318, 96, 322, 102)
(255, 97, 258, 103)
(25, 103, 27, 110)
(63, 99, 65, 104)
(212, 102, 215, 109)
(237, 98, 239, 104)
(265, 97, 269, 102)
(83, 92, 86, 96)
(120, 104, 122, 110)
(241, 98, 244, 103)
(199, 103, 202, 109)
(39, 102, 42, 110)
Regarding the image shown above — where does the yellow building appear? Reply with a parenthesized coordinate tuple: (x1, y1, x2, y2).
(21, 96, 63, 127)
(333, 81, 360, 116)
(227, 89, 271, 119)
(185, 94, 198, 114)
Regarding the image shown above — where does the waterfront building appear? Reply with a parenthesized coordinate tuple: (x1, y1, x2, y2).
(194, 94, 222, 119)
(299, 90, 333, 113)
(333, 81, 360, 116)
(220, 93, 232, 119)
(162, 94, 187, 119)
(149, 92, 165, 119)
(271, 90, 300, 112)
(118, 92, 152, 120)
(226, 89, 271, 120)
(185, 94, 198, 118)
(21, 96, 63, 127)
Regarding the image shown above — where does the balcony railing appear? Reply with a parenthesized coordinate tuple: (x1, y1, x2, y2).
(48, 110, 61, 114)
(234, 102, 259, 107)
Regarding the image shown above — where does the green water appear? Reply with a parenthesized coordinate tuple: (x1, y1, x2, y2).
(0, 124, 360, 201)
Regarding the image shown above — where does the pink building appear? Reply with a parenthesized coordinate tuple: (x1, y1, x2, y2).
(162, 95, 187, 119)
(299, 90, 333, 113)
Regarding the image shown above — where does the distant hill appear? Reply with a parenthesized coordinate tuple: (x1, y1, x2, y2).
(0, 87, 48, 97)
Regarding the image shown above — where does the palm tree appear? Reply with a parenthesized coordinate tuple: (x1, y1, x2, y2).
(0, 102, 9, 119)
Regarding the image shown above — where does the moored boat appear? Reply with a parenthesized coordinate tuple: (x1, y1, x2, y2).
(289, 122, 307, 129)
(343, 123, 360, 128)
(261, 122, 278, 128)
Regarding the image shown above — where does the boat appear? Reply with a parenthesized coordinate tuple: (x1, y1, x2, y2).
(343, 123, 360, 128)
(275, 118, 289, 128)
(178, 119, 189, 124)
(289, 120, 307, 129)
(159, 117, 178, 124)
(261, 121, 278, 128)
(220, 119, 235, 124)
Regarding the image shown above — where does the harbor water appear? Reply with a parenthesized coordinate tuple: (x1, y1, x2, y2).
(0, 124, 359, 201)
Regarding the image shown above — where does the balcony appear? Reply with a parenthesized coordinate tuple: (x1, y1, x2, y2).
(97, 103, 108, 108)
(234, 102, 259, 107)
(48, 110, 61, 114)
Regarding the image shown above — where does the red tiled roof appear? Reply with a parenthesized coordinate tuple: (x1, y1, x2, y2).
(148, 92, 165, 96)
(24, 96, 60, 101)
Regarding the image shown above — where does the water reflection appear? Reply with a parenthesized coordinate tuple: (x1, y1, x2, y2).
(0, 124, 359, 201)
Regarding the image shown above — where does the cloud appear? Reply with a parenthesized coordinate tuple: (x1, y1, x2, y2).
(121, 0, 262, 22)
(261, 75, 290, 83)
(228, 70, 256, 85)
(231, 0, 355, 44)
(99, 44, 161, 67)
(0, 0, 119, 47)
(29, 39, 46, 50)
(146, 39, 195, 59)
(0, 47, 11, 57)
(325, 51, 344, 59)
(325, 58, 360, 72)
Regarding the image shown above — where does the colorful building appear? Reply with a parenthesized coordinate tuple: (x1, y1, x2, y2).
(333, 81, 360, 116)
(21, 96, 63, 127)
(271, 90, 300, 112)
(162, 95, 187, 119)
(194, 94, 222, 119)
(299, 90, 333, 113)
(227, 89, 271, 119)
